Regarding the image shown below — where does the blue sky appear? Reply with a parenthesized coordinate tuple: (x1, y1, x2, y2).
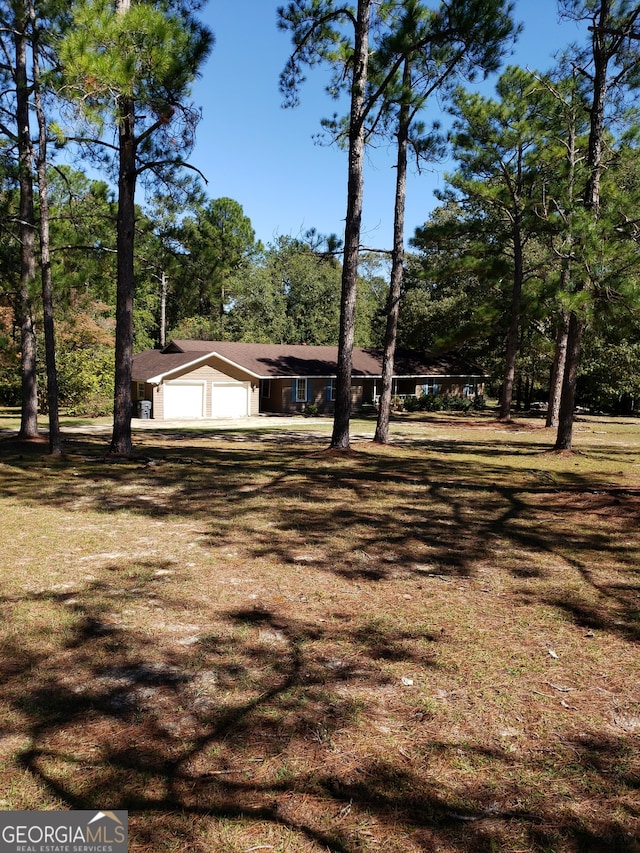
(187, 1, 586, 250)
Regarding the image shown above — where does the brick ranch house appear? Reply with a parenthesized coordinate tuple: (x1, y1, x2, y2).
(131, 340, 488, 420)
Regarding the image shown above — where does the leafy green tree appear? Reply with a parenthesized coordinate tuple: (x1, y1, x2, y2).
(136, 183, 203, 347)
(58, 0, 213, 456)
(0, 152, 21, 404)
(408, 202, 508, 370)
(280, 0, 517, 445)
(554, 0, 640, 450)
(370, 0, 517, 443)
(46, 168, 118, 306)
(575, 136, 640, 408)
(353, 251, 388, 347)
(224, 235, 340, 345)
(441, 67, 555, 420)
(222, 262, 289, 344)
(0, 177, 21, 406)
(411, 129, 640, 417)
(524, 68, 590, 426)
(579, 337, 640, 413)
(220, 231, 384, 347)
(173, 197, 257, 339)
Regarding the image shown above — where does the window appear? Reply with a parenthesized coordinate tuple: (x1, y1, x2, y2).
(137, 382, 145, 399)
(294, 378, 308, 402)
(463, 379, 477, 398)
(423, 379, 439, 396)
(260, 379, 271, 399)
(329, 378, 336, 401)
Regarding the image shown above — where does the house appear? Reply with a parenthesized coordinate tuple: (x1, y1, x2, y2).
(131, 340, 487, 420)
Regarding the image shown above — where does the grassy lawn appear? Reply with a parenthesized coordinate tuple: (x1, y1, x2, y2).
(0, 410, 638, 852)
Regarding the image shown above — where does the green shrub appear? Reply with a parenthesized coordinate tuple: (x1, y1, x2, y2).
(56, 345, 114, 416)
(0, 368, 21, 406)
(445, 394, 473, 412)
(473, 394, 486, 411)
(420, 393, 445, 412)
(403, 395, 421, 412)
(404, 393, 479, 413)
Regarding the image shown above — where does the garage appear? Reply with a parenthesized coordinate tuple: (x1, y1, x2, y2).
(163, 381, 205, 419)
(211, 382, 250, 418)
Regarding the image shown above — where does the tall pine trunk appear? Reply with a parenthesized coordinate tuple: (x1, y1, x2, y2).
(374, 58, 410, 445)
(554, 311, 582, 450)
(330, 0, 370, 450)
(110, 93, 136, 456)
(547, 83, 576, 430)
(15, 8, 38, 440)
(32, 4, 61, 455)
(554, 0, 610, 451)
(498, 216, 524, 421)
(160, 270, 167, 348)
(546, 312, 569, 428)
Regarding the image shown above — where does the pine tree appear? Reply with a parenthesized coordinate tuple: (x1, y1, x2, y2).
(58, 0, 212, 455)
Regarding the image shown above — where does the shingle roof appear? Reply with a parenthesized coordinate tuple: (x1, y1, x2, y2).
(132, 350, 199, 381)
(133, 340, 487, 382)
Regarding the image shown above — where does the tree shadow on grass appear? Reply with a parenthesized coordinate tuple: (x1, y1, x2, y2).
(2, 429, 640, 642)
(1, 428, 639, 848)
(0, 570, 637, 851)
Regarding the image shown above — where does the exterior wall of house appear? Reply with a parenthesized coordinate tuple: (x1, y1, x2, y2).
(411, 377, 485, 398)
(376, 377, 485, 402)
(259, 377, 367, 415)
(152, 383, 164, 419)
(367, 377, 486, 405)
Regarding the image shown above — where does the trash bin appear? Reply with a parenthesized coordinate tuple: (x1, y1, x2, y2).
(137, 400, 152, 419)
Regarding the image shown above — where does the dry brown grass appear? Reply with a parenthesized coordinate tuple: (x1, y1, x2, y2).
(0, 411, 639, 852)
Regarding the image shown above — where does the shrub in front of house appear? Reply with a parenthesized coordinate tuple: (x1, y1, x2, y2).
(403, 393, 477, 413)
(473, 394, 486, 410)
(420, 393, 446, 412)
(445, 394, 474, 412)
(403, 395, 422, 412)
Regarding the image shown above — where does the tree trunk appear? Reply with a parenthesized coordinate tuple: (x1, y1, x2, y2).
(32, 5, 61, 455)
(554, 311, 582, 451)
(546, 312, 569, 428)
(160, 270, 167, 347)
(554, 1, 611, 450)
(546, 80, 575, 431)
(499, 218, 524, 421)
(524, 375, 532, 411)
(330, 0, 370, 450)
(109, 93, 136, 457)
(374, 59, 410, 445)
(584, 1, 609, 216)
(15, 9, 38, 440)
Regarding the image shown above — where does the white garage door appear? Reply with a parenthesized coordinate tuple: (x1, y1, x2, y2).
(212, 382, 250, 418)
(164, 381, 205, 419)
